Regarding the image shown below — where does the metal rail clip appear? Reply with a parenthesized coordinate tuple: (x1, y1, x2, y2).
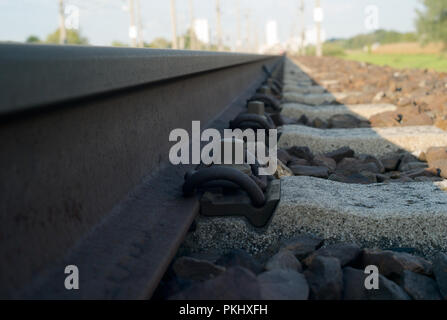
(183, 166, 280, 228)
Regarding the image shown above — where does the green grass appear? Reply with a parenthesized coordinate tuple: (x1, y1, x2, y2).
(343, 52, 447, 73)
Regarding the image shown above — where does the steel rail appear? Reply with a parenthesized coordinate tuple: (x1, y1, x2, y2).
(0, 44, 283, 299)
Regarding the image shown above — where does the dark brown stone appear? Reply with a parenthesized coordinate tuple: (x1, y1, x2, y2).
(297, 114, 309, 125)
(388, 176, 414, 183)
(380, 153, 402, 171)
(270, 114, 300, 126)
(324, 147, 355, 163)
(304, 243, 362, 267)
(258, 269, 309, 300)
(398, 153, 420, 169)
(153, 274, 194, 299)
(281, 235, 324, 260)
(387, 171, 401, 179)
(398, 270, 442, 300)
(328, 114, 362, 128)
(360, 249, 433, 278)
(404, 167, 439, 179)
(277, 149, 292, 165)
(289, 165, 329, 178)
(169, 267, 261, 300)
(287, 157, 310, 166)
(287, 146, 314, 161)
(173, 256, 226, 281)
(312, 155, 337, 172)
(312, 117, 329, 129)
(343, 267, 411, 300)
(328, 172, 376, 184)
(304, 256, 343, 300)
(337, 157, 383, 174)
(433, 253, 447, 300)
(399, 161, 428, 172)
(357, 154, 385, 173)
(215, 249, 263, 275)
(265, 250, 303, 272)
(376, 173, 389, 183)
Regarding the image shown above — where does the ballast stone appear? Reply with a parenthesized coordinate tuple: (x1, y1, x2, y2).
(283, 85, 326, 95)
(281, 103, 397, 122)
(282, 92, 356, 105)
(279, 125, 447, 157)
(181, 176, 447, 257)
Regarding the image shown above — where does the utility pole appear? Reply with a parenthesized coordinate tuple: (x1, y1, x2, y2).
(300, 0, 306, 55)
(58, 0, 66, 44)
(245, 11, 250, 52)
(136, 0, 143, 47)
(290, 12, 296, 53)
(170, 0, 178, 49)
(236, 0, 241, 51)
(129, 0, 137, 47)
(254, 26, 259, 53)
(315, 0, 322, 57)
(216, 0, 223, 51)
(188, 0, 196, 50)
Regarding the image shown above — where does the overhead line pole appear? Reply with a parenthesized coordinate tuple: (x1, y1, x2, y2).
(300, 0, 306, 55)
(58, 0, 67, 44)
(129, 0, 137, 47)
(136, 0, 143, 47)
(245, 11, 250, 52)
(236, 0, 241, 51)
(170, 0, 178, 49)
(189, 0, 196, 50)
(315, 0, 322, 57)
(216, 0, 223, 51)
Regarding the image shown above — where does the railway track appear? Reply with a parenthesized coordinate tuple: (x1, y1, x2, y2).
(1, 44, 447, 300)
(0, 44, 283, 299)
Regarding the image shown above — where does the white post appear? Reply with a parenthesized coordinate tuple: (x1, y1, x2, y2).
(170, 0, 178, 49)
(58, 0, 67, 44)
(315, 0, 322, 57)
(216, 0, 223, 51)
(136, 0, 143, 47)
(189, 0, 196, 50)
(129, 0, 137, 47)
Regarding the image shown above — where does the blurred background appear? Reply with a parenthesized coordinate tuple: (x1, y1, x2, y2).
(0, 0, 446, 71)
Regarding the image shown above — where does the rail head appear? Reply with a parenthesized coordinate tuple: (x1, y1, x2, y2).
(0, 43, 277, 117)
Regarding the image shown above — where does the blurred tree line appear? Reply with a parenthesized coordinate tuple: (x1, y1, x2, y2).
(416, 0, 447, 48)
(111, 28, 229, 50)
(336, 30, 418, 50)
(25, 27, 229, 51)
(26, 29, 88, 45)
(308, 0, 447, 56)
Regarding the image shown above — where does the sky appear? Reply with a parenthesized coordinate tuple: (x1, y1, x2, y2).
(0, 0, 424, 47)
